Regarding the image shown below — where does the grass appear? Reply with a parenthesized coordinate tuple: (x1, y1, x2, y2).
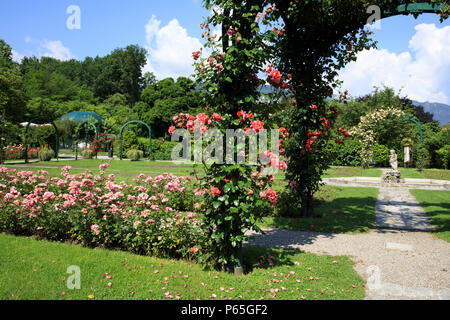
(409, 189, 450, 242)
(260, 186, 379, 234)
(0, 234, 365, 300)
(323, 166, 382, 178)
(1, 159, 197, 183)
(399, 168, 450, 181)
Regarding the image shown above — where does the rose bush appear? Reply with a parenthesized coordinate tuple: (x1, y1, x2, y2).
(0, 164, 203, 259)
(3, 144, 40, 161)
(169, 110, 288, 271)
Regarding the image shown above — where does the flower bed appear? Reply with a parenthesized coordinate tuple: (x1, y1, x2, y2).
(0, 164, 203, 260)
(3, 144, 40, 161)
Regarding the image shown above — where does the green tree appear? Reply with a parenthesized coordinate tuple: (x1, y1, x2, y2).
(0, 40, 14, 67)
(92, 45, 147, 105)
(0, 41, 27, 123)
(139, 77, 201, 137)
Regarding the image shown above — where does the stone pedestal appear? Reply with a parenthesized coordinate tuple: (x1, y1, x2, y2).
(383, 170, 402, 183)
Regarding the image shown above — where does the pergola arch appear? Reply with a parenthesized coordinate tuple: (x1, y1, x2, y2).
(119, 120, 152, 160)
(75, 120, 99, 160)
(401, 115, 424, 171)
(24, 117, 59, 163)
(382, 2, 446, 19)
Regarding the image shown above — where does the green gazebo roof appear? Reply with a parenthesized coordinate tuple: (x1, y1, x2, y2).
(59, 111, 105, 124)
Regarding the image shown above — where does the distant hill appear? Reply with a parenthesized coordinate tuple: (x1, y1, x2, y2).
(412, 101, 450, 126)
(258, 85, 450, 126)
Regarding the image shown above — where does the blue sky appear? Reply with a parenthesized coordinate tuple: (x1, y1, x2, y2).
(1, 1, 449, 103)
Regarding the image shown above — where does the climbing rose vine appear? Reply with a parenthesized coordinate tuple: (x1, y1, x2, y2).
(169, 110, 288, 271)
(349, 107, 405, 168)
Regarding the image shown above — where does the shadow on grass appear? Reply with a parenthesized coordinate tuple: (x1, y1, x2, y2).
(417, 202, 450, 234)
(242, 245, 302, 273)
(267, 194, 378, 234)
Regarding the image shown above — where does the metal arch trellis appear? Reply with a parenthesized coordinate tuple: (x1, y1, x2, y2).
(75, 120, 99, 160)
(401, 115, 424, 172)
(382, 2, 446, 19)
(119, 120, 152, 160)
(24, 117, 59, 163)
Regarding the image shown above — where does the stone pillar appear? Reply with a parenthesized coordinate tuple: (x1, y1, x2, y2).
(404, 146, 410, 163)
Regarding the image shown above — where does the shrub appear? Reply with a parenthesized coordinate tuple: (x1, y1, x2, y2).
(372, 143, 390, 167)
(436, 144, 450, 169)
(328, 138, 362, 167)
(38, 149, 54, 161)
(137, 137, 151, 157)
(81, 149, 94, 159)
(0, 165, 203, 260)
(122, 131, 138, 153)
(126, 149, 141, 161)
(150, 140, 180, 161)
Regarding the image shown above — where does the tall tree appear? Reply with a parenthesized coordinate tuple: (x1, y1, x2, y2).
(0, 40, 26, 122)
(138, 77, 201, 137)
(93, 45, 147, 105)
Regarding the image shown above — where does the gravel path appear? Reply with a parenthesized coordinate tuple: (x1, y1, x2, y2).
(246, 228, 450, 299)
(246, 184, 450, 300)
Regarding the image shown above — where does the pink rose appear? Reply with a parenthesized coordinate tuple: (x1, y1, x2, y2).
(90, 224, 100, 235)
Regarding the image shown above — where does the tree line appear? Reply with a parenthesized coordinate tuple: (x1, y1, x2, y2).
(0, 39, 202, 140)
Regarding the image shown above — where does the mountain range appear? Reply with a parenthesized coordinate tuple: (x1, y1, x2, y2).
(411, 101, 450, 126)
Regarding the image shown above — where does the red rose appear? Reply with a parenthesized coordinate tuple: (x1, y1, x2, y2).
(196, 113, 211, 125)
(210, 187, 221, 197)
(212, 113, 222, 121)
(269, 69, 281, 84)
(250, 120, 264, 133)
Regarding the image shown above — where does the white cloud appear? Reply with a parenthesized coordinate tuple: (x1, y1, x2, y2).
(339, 23, 450, 104)
(143, 15, 203, 79)
(41, 40, 76, 61)
(12, 39, 76, 62)
(11, 49, 25, 63)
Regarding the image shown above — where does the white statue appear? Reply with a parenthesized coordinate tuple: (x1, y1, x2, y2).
(389, 150, 398, 171)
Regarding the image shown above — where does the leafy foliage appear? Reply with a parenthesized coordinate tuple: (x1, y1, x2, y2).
(126, 149, 142, 161)
(38, 148, 55, 161)
(137, 77, 202, 137)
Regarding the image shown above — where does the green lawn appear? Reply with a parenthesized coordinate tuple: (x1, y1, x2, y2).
(323, 166, 382, 178)
(261, 186, 379, 234)
(1, 159, 197, 183)
(410, 189, 450, 242)
(323, 166, 450, 181)
(400, 168, 450, 181)
(0, 234, 365, 300)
